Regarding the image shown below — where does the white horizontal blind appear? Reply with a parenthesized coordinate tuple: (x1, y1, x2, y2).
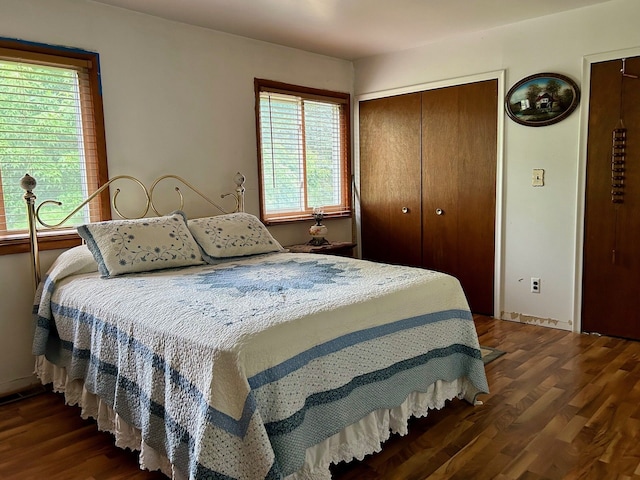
(0, 55, 99, 234)
(259, 91, 344, 220)
(260, 92, 305, 214)
(304, 99, 342, 209)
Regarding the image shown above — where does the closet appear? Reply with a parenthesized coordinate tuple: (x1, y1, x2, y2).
(359, 80, 498, 315)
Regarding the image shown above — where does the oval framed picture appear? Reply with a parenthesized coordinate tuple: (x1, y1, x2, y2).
(505, 72, 580, 127)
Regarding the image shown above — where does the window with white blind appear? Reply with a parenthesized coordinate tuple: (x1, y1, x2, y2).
(255, 79, 351, 224)
(0, 40, 109, 254)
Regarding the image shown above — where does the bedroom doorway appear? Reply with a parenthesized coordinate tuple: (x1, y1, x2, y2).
(582, 55, 640, 340)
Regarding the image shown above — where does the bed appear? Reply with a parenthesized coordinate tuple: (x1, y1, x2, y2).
(22, 172, 489, 480)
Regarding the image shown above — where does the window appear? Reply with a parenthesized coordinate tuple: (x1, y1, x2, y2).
(255, 79, 351, 224)
(0, 39, 109, 254)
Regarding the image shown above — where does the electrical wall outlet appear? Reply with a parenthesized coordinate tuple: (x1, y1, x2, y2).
(531, 277, 540, 293)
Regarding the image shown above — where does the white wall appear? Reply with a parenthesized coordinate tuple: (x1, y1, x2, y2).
(0, 0, 353, 394)
(354, 0, 640, 332)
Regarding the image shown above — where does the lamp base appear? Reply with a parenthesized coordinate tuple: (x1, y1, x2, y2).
(307, 237, 329, 246)
(309, 223, 328, 246)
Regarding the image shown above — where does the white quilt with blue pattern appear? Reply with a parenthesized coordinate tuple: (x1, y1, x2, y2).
(33, 246, 489, 479)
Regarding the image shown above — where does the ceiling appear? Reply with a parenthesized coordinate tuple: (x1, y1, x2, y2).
(91, 0, 613, 60)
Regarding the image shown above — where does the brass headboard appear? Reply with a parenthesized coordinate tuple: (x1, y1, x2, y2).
(19, 172, 246, 289)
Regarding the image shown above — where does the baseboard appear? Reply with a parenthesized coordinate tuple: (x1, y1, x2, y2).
(0, 376, 46, 406)
(500, 311, 573, 331)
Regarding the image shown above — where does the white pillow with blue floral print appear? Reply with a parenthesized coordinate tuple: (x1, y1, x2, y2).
(77, 211, 204, 278)
(188, 212, 284, 262)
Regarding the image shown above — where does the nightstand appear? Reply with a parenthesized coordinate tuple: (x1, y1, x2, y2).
(287, 241, 357, 257)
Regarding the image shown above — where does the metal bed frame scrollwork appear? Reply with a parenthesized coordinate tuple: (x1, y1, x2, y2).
(19, 172, 246, 289)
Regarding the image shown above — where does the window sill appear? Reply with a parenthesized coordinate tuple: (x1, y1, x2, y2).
(0, 231, 82, 256)
(262, 210, 352, 226)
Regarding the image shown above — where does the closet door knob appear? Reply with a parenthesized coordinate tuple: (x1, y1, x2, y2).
(401, 207, 409, 214)
(435, 208, 444, 215)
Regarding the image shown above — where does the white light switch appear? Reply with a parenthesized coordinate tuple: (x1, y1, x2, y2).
(532, 168, 545, 187)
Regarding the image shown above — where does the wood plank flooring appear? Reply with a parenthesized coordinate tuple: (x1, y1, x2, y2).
(2, 316, 640, 479)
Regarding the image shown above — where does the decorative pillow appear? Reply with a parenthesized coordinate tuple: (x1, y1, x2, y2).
(77, 211, 204, 278)
(187, 212, 284, 262)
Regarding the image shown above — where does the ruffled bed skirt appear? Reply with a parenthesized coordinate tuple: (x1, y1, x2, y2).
(35, 355, 476, 480)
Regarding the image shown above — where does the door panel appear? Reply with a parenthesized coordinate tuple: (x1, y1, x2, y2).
(421, 81, 497, 315)
(359, 93, 422, 266)
(582, 57, 640, 339)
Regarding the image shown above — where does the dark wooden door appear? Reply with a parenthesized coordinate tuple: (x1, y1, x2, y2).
(421, 81, 497, 315)
(582, 57, 640, 339)
(359, 93, 422, 267)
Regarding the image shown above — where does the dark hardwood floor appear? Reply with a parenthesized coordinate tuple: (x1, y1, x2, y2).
(2, 316, 640, 479)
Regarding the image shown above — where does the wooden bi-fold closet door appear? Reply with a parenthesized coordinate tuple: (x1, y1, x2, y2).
(359, 80, 497, 315)
(359, 93, 422, 267)
(582, 56, 640, 340)
(421, 81, 497, 316)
